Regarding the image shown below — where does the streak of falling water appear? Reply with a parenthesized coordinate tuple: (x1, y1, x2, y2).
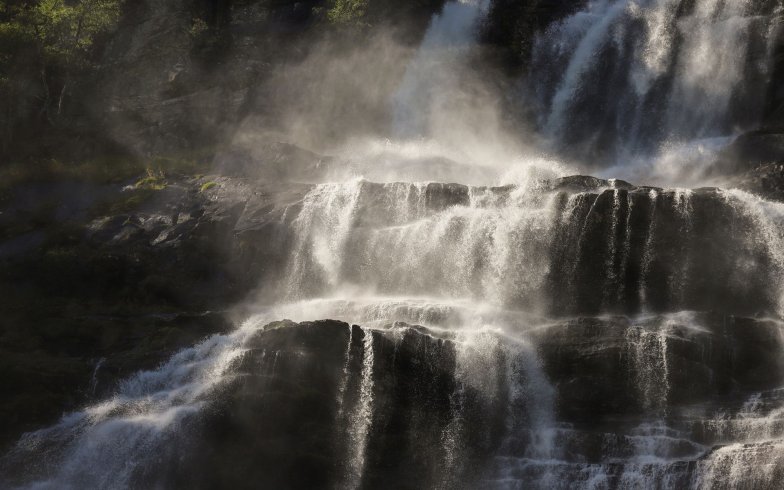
(392, 0, 490, 138)
(286, 180, 363, 297)
(639, 189, 659, 310)
(626, 321, 671, 415)
(540, 0, 630, 140)
(618, 191, 635, 305)
(343, 328, 375, 489)
(721, 190, 784, 316)
(604, 189, 623, 308)
(89, 358, 105, 397)
(440, 378, 466, 487)
(336, 325, 354, 419)
(671, 189, 693, 306)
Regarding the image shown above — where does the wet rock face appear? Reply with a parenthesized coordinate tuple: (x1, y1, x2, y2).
(188, 318, 783, 489)
(107, 321, 506, 490)
(12, 317, 777, 489)
(713, 130, 784, 176)
(546, 187, 779, 316)
(258, 178, 783, 316)
(533, 313, 784, 425)
(2, 168, 782, 450)
(0, 175, 296, 448)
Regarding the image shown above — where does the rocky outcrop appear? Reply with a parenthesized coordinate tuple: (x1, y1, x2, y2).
(138, 317, 784, 489)
(2, 163, 782, 455)
(166, 321, 500, 490)
(6, 318, 780, 489)
(532, 313, 784, 425)
(710, 130, 784, 201)
(712, 130, 784, 175)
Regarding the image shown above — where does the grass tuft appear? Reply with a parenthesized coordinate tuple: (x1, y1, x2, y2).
(199, 181, 217, 192)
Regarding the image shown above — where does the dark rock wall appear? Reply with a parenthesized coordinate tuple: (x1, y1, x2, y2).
(546, 188, 776, 316)
(9, 318, 778, 488)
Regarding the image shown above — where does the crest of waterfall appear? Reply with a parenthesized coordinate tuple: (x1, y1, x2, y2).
(282, 180, 784, 315)
(284, 180, 565, 311)
(530, 0, 782, 171)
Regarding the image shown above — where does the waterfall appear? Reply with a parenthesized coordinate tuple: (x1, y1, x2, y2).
(530, 0, 781, 175)
(393, 0, 490, 138)
(4, 0, 784, 488)
(720, 189, 784, 316)
(343, 328, 375, 489)
(8, 179, 784, 488)
(626, 320, 672, 415)
(638, 189, 659, 310)
(1, 330, 254, 488)
(283, 180, 565, 311)
(286, 180, 364, 297)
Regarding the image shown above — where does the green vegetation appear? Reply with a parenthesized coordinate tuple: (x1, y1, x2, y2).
(327, 0, 369, 25)
(134, 168, 167, 191)
(326, 0, 446, 29)
(0, 0, 124, 151)
(200, 181, 218, 192)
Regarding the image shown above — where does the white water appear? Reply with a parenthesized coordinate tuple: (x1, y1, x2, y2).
(6, 0, 784, 488)
(343, 328, 375, 489)
(5, 330, 254, 489)
(283, 179, 567, 311)
(721, 189, 784, 316)
(626, 322, 671, 415)
(11, 180, 784, 487)
(532, 0, 781, 183)
(393, 0, 490, 138)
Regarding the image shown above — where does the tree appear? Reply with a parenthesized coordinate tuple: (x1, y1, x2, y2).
(0, 0, 122, 149)
(327, 0, 368, 26)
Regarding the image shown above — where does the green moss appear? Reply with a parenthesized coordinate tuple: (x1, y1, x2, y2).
(328, 0, 369, 25)
(134, 169, 167, 190)
(200, 181, 218, 192)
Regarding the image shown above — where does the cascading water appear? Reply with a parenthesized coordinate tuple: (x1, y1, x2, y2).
(530, 0, 782, 181)
(393, 0, 490, 138)
(8, 177, 784, 488)
(4, 0, 784, 488)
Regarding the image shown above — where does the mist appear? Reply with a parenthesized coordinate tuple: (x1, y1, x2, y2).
(211, 0, 567, 189)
